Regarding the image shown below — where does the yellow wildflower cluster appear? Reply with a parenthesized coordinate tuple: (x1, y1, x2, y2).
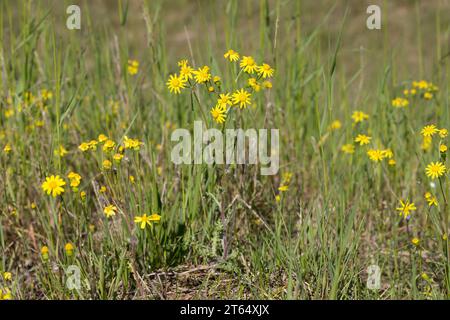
(166, 50, 274, 124)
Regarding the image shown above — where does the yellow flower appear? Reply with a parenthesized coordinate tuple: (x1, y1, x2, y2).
(217, 93, 232, 109)
(127, 59, 139, 75)
(134, 213, 161, 229)
(41, 246, 49, 260)
(425, 161, 446, 179)
(166, 74, 187, 93)
(100, 186, 107, 193)
(367, 149, 385, 162)
(3, 144, 11, 154)
(3, 272, 12, 281)
(102, 160, 112, 170)
(113, 153, 124, 162)
(262, 81, 272, 89)
(423, 92, 433, 100)
(80, 191, 86, 201)
(440, 144, 447, 153)
(123, 136, 142, 150)
(421, 125, 438, 137)
(210, 105, 227, 124)
(224, 49, 239, 62)
(278, 185, 289, 192)
(179, 61, 194, 80)
(392, 97, 409, 108)
(232, 89, 251, 109)
(439, 129, 448, 138)
(213, 76, 221, 83)
(193, 66, 211, 83)
(341, 144, 355, 154)
(41, 175, 66, 197)
(329, 120, 342, 131)
(64, 243, 74, 256)
(0, 287, 12, 300)
(98, 134, 108, 143)
(239, 56, 257, 74)
(67, 172, 81, 188)
(88, 140, 98, 150)
(425, 193, 438, 206)
(54, 145, 68, 157)
(411, 237, 420, 246)
(388, 159, 396, 166)
(396, 199, 416, 219)
(351, 111, 369, 124)
(78, 142, 90, 152)
(103, 205, 117, 218)
(354, 134, 371, 146)
(382, 149, 394, 158)
(40, 89, 53, 101)
(103, 139, 116, 152)
(256, 63, 274, 78)
(129, 175, 135, 184)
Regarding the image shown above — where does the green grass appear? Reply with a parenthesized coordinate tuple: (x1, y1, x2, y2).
(0, 0, 450, 299)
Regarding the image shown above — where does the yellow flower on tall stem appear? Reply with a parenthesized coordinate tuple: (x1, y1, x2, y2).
(42, 175, 66, 197)
(134, 213, 161, 229)
(210, 105, 227, 124)
(425, 161, 446, 179)
(166, 74, 187, 94)
(239, 56, 257, 74)
(103, 205, 117, 218)
(232, 89, 251, 109)
(224, 49, 239, 62)
(396, 199, 416, 220)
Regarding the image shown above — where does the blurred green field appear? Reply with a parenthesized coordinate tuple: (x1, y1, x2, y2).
(1, 0, 450, 300)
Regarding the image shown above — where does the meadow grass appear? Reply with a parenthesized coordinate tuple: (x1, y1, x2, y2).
(0, 0, 450, 299)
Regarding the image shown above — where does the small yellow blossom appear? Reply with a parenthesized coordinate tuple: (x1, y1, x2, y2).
(425, 161, 446, 179)
(240, 56, 257, 74)
(41, 175, 66, 197)
(64, 243, 74, 256)
(351, 111, 369, 124)
(355, 134, 371, 146)
(166, 73, 187, 93)
(127, 59, 139, 75)
(134, 213, 161, 229)
(224, 49, 239, 62)
(210, 105, 227, 124)
(341, 144, 355, 154)
(103, 205, 117, 218)
(232, 89, 251, 109)
(421, 125, 438, 137)
(396, 199, 416, 219)
(102, 160, 112, 170)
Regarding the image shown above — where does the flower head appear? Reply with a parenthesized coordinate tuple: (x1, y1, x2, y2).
(355, 134, 371, 146)
(42, 175, 66, 197)
(224, 49, 239, 62)
(64, 243, 74, 256)
(166, 74, 187, 94)
(425, 162, 446, 179)
(421, 125, 438, 137)
(193, 66, 211, 83)
(240, 56, 257, 74)
(396, 199, 416, 220)
(341, 144, 355, 154)
(232, 89, 251, 109)
(127, 59, 139, 75)
(134, 213, 161, 229)
(256, 63, 274, 78)
(103, 205, 117, 218)
(210, 105, 227, 124)
(351, 111, 369, 124)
